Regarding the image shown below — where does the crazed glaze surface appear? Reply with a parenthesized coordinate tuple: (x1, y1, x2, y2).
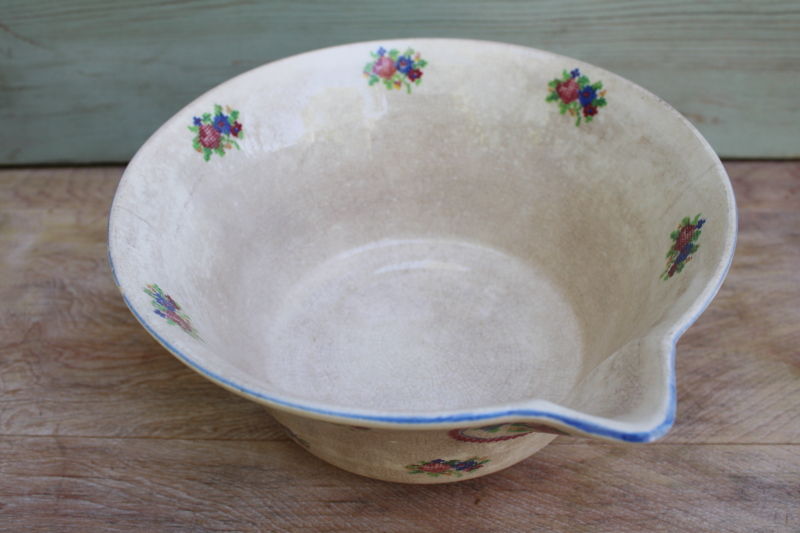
(108, 39, 737, 482)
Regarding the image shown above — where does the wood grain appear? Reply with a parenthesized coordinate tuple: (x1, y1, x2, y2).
(0, 168, 281, 440)
(0, 164, 798, 531)
(0, 438, 797, 532)
(660, 161, 800, 444)
(1, 1, 799, 164)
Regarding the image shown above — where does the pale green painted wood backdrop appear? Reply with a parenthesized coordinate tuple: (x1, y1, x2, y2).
(1, 0, 798, 164)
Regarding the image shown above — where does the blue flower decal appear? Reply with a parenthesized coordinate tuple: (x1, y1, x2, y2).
(570, 68, 581, 78)
(213, 113, 231, 134)
(376, 47, 386, 57)
(193, 117, 202, 126)
(675, 243, 693, 263)
(578, 85, 598, 107)
(395, 55, 414, 74)
(453, 460, 482, 472)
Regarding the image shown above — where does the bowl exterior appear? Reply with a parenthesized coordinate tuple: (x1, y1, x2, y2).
(270, 409, 558, 483)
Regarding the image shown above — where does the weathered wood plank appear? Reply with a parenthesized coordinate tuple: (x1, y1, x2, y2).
(1, 1, 798, 164)
(0, 164, 798, 445)
(0, 438, 797, 532)
(0, 168, 283, 440)
(660, 161, 800, 444)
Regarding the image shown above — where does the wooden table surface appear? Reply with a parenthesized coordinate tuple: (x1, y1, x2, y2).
(0, 163, 798, 532)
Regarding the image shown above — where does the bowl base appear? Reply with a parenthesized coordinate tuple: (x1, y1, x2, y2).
(266, 238, 583, 410)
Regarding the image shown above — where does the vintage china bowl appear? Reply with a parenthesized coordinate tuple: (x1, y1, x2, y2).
(109, 39, 736, 483)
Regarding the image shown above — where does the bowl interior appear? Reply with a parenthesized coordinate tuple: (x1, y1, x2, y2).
(109, 40, 735, 424)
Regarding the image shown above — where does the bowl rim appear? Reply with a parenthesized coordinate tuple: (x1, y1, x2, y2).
(108, 37, 738, 442)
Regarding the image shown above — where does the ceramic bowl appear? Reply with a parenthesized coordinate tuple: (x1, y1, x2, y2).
(108, 39, 736, 483)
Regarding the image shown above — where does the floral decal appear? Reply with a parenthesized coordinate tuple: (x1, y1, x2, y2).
(279, 423, 310, 449)
(449, 422, 568, 443)
(546, 68, 607, 126)
(189, 104, 243, 161)
(143, 284, 201, 339)
(662, 214, 705, 280)
(405, 457, 489, 478)
(364, 47, 427, 94)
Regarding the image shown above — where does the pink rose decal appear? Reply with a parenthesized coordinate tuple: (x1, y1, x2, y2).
(420, 462, 451, 474)
(372, 56, 397, 79)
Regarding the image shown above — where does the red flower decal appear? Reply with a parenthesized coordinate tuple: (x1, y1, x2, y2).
(674, 224, 697, 251)
(556, 78, 579, 104)
(408, 69, 423, 82)
(198, 125, 220, 149)
(448, 422, 569, 443)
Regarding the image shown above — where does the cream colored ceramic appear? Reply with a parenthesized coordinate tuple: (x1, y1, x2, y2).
(108, 39, 736, 483)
